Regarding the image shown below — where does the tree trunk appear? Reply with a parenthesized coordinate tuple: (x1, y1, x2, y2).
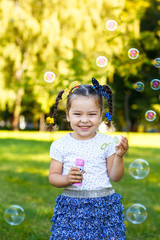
(39, 113, 45, 131)
(12, 87, 24, 131)
(12, 57, 27, 131)
(124, 92, 131, 132)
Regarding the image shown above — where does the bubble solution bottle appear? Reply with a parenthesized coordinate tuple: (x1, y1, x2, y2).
(73, 159, 85, 186)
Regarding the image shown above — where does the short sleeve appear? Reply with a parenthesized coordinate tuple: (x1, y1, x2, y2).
(107, 142, 116, 158)
(50, 140, 63, 163)
(105, 136, 116, 158)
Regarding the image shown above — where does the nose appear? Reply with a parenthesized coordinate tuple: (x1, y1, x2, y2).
(81, 115, 89, 123)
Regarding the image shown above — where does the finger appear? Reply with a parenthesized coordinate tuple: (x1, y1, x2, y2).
(121, 137, 128, 145)
(121, 141, 129, 150)
(120, 138, 128, 149)
(70, 173, 83, 179)
(72, 171, 83, 176)
(69, 176, 82, 182)
(123, 137, 129, 146)
(70, 177, 83, 183)
(71, 167, 80, 171)
(71, 178, 83, 183)
(74, 176, 83, 180)
(70, 179, 82, 183)
(70, 168, 82, 174)
(122, 136, 127, 141)
(73, 179, 83, 183)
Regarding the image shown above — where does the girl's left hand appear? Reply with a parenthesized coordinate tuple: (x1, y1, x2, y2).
(116, 136, 129, 157)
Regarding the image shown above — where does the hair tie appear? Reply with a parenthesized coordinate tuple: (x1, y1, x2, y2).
(46, 117, 54, 125)
(92, 78, 109, 99)
(105, 112, 112, 121)
(62, 81, 80, 100)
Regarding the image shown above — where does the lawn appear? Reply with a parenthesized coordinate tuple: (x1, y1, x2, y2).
(0, 131, 160, 240)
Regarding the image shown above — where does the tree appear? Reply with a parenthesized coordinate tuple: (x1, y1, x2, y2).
(0, 0, 159, 131)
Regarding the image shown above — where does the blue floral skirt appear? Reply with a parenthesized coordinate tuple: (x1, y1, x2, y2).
(50, 193, 126, 240)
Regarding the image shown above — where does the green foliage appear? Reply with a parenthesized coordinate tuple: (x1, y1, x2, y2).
(0, 0, 159, 130)
(113, 145, 160, 239)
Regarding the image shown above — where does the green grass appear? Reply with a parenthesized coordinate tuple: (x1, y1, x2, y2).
(114, 146, 160, 240)
(0, 131, 160, 240)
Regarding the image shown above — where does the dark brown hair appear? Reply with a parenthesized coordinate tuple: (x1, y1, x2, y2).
(47, 83, 113, 131)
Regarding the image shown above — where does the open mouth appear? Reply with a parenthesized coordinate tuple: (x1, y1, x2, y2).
(79, 126, 91, 130)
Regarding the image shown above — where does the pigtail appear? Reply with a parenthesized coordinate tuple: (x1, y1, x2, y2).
(53, 90, 64, 119)
(103, 85, 113, 128)
(46, 90, 64, 131)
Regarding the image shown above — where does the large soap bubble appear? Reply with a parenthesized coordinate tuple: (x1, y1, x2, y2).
(128, 48, 139, 59)
(106, 20, 118, 31)
(145, 110, 156, 122)
(4, 205, 25, 226)
(96, 56, 108, 67)
(129, 159, 150, 179)
(150, 79, 160, 90)
(126, 204, 147, 224)
(44, 71, 56, 83)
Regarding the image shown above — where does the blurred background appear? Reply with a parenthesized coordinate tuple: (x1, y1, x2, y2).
(0, 0, 159, 132)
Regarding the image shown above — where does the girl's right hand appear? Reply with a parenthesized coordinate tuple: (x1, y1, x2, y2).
(67, 167, 85, 185)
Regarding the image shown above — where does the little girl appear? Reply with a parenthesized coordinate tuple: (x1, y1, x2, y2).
(48, 78, 128, 240)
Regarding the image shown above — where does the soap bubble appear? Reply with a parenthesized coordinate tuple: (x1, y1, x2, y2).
(134, 82, 144, 92)
(150, 79, 160, 90)
(128, 48, 139, 59)
(4, 205, 25, 226)
(44, 71, 56, 83)
(152, 58, 160, 68)
(129, 159, 150, 179)
(96, 56, 108, 67)
(126, 204, 147, 224)
(106, 20, 118, 31)
(145, 110, 156, 122)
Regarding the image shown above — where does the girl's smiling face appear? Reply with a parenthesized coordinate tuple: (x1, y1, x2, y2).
(66, 96, 102, 140)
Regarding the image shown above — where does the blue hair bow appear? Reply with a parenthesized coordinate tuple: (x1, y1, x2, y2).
(105, 112, 112, 121)
(92, 78, 109, 99)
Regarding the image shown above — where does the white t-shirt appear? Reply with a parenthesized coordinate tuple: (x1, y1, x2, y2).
(50, 132, 116, 190)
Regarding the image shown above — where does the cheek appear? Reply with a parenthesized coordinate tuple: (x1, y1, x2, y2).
(95, 116, 102, 124)
(69, 116, 78, 124)
(91, 116, 102, 124)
